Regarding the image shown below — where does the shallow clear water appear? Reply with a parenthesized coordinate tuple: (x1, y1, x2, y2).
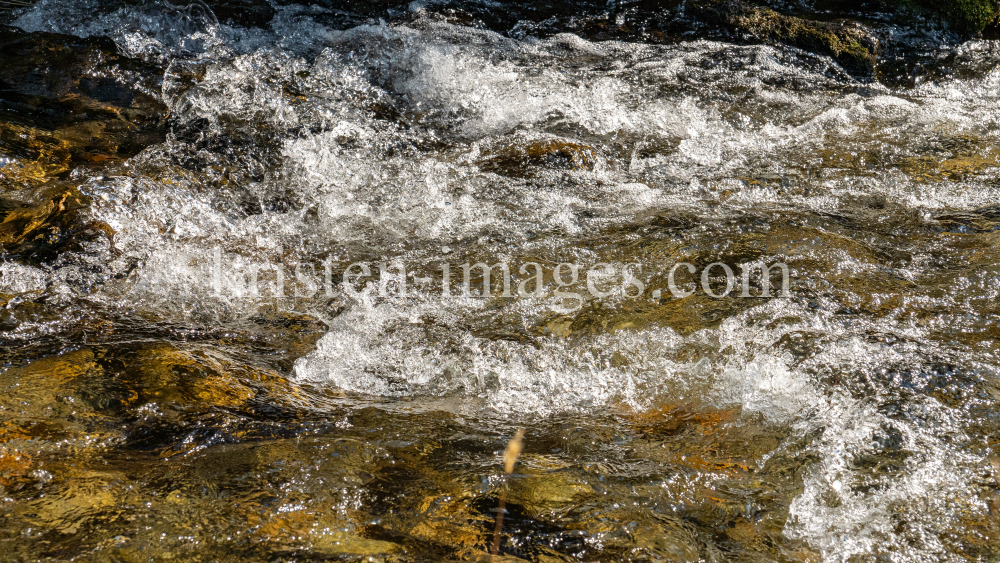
(2, 1, 1000, 561)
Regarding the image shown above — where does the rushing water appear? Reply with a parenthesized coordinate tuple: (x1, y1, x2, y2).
(2, 0, 1000, 561)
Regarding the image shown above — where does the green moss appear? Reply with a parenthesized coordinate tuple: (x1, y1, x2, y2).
(888, 0, 1000, 32)
(919, 0, 1000, 32)
(739, 8, 877, 73)
(690, 1, 878, 76)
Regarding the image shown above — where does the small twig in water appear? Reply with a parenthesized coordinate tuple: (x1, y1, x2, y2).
(491, 428, 525, 559)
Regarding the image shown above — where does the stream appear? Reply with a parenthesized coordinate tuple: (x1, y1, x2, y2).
(2, 0, 1000, 561)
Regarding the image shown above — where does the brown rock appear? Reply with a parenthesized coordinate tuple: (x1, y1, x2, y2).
(0, 184, 118, 264)
(478, 137, 606, 177)
(0, 26, 168, 177)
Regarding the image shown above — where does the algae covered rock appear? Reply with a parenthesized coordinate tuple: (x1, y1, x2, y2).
(689, 0, 879, 76)
(505, 471, 594, 516)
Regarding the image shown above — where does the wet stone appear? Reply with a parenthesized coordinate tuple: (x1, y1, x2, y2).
(0, 185, 113, 265)
(0, 26, 168, 178)
(478, 137, 606, 178)
(505, 471, 594, 516)
(204, 0, 276, 28)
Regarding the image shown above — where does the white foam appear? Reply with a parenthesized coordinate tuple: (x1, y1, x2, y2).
(0, 262, 48, 295)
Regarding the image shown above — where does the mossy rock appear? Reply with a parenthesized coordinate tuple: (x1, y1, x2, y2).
(690, 0, 879, 76)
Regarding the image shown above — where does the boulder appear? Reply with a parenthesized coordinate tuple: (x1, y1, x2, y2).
(0, 26, 168, 177)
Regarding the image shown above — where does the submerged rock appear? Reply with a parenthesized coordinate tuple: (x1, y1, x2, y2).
(506, 471, 594, 516)
(0, 28, 172, 263)
(0, 446, 31, 487)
